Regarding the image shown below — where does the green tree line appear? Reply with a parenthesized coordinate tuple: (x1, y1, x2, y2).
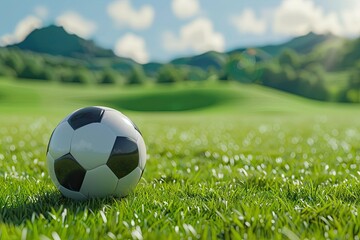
(0, 47, 359, 103)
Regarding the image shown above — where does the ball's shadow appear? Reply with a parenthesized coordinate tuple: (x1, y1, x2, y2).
(0, 190, 120, 225)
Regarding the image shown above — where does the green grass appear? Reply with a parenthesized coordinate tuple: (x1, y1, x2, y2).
(0, 77, 360, 239)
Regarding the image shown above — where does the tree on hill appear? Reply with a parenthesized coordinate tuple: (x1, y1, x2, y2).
(56, 68, 72, 83)
(73, 68, 94, 84)
(297, 68, 328, 101)
(340, 38, 360, 69)
(3, 52, 24, 75)
(262, 64, 297, 91)
(0, 53, 15, 77)
(17, 59, 52, 80)
(127, 65, 146, 85)
(99, 69, 119, 84)
(337, 62, 360, 103)
(157, 64, 182, 84)
(278, 49, 300, 68)
(225, 53, 261, 83)
(260, 55, 329, 101)
(179, 66, 207, 81)
(0, 64, 15, 77)
(348, 63, 360, 102)
(59, 68, 94, 84)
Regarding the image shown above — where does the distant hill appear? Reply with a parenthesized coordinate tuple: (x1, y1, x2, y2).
(143, 62, 163, 76)
(4, 25, 141, 73)
(230, 32, 342, 56)
(171, 32, 342, 71)
(171, 51, 228, 71)
(5, 25, 346, 72)
(8, 25, 115, 58)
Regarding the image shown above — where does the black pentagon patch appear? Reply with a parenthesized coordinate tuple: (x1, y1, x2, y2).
(54, 153, 86, 191)
(68, 107, 105, 130)
(107, 137, 139, 179)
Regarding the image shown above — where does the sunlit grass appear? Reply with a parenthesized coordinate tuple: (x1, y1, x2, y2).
(0, 113, 359, 239)
(0, 77, 360, 239)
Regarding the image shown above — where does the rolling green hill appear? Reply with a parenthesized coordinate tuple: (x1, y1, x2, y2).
(235, 32, 341, 56)
(0, 76, 357, 116)
(4, 25, 139, 73)
(171, 32, 342, 71)
(171, 51, 228, 71)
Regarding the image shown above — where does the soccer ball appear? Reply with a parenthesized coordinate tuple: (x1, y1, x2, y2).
(46, 106, 146, 200)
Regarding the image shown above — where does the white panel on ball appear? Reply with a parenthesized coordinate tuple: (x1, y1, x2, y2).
(48, 122, 74, 159)
(137, 136, 147, 170)
(114, 167, 142, 197)
(59, 186, 87, 201)
(46, 152, 60, 188)
(71, 123, 116, 170)
(101, 110, 139, 141)
(80, 165, 118, 198)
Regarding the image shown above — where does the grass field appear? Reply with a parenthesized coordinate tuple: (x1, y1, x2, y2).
(0, 77, 360, 239)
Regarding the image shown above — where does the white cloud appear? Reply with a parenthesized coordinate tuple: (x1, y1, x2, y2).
(115, 33, 149, 63)
(0, 15, 42, 46)
(340, 2, 360, 36)
(273, 0, 342, 35)
(107, 0, 154, 30)
(34, 6, 48, 19)
(163, 18, 225, 53)
(228, 0, 360, 38)
(172, 0, 200, 19)
(231, 9, 267, 35)
(56, 11, 97, 38)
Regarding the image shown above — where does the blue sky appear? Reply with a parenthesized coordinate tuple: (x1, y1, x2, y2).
(0, 0, 359, 63)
